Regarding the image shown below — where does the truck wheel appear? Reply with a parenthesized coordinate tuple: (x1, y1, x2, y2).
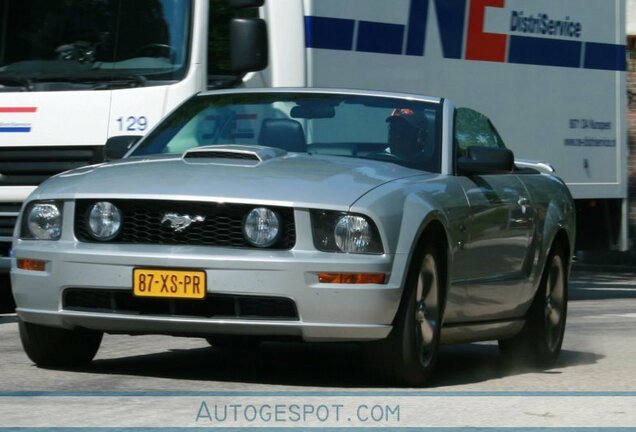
(499, 244, 568, 367)
(19, 319, 102, 367)
(365, 243, 442, 386)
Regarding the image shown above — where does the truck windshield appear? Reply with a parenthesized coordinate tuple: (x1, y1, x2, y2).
(0, 0, 191, 89)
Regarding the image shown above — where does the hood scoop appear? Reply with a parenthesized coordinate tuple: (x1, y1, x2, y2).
(183, 145, 287, 163)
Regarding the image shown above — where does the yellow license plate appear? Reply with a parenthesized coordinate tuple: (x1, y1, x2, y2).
(133, 268, 206, 299)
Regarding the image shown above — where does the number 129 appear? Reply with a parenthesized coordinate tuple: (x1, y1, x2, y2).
(116, 116, 148, 131)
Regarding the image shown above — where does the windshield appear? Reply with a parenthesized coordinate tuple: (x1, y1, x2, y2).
(131, 92, 442, 173)
(0, 0, 191, 88)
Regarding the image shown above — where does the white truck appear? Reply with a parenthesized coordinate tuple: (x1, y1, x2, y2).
(0, 0, 628, 279)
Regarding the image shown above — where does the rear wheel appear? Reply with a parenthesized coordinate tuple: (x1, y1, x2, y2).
(499, 244, 568, 367)
(365, 243, 442, 386)
(19, 319, 102, 367)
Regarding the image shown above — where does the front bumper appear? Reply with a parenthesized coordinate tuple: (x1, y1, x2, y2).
(12, 241, 403, 342)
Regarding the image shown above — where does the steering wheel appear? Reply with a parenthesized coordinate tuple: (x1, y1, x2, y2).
(134, 43, 176, 59)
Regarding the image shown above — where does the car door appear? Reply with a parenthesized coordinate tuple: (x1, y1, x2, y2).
(451, 108, 536, 321)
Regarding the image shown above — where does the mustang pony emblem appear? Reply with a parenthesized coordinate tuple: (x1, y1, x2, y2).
(161, 213, 206, 232)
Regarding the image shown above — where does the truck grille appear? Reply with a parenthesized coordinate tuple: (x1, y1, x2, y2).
(0, 203, 21, 257)
(63, 289, 299, 320)
(0, 146, 103, 186)
(74, 199, 296, 250)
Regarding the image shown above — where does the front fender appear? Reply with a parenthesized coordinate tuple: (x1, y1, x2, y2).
(349, 175, 468, 319)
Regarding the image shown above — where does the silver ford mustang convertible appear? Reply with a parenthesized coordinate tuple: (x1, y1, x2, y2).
(11, 88, 575, 386)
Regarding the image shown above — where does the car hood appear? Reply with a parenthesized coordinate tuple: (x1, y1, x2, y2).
(33, 150, 429, 209)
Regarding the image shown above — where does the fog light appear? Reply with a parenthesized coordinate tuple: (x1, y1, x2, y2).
(88, 201, 122, 241)
(243, 207, 281, 247)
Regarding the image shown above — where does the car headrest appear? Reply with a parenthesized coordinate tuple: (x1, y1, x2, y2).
(258, 118, 307, 153)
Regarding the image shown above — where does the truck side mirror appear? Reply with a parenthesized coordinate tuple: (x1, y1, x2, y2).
(104, 136, 142, 161)
(230, 17, 268, 73)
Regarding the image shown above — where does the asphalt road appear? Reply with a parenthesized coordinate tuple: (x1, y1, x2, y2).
(0, 269, 635, 392)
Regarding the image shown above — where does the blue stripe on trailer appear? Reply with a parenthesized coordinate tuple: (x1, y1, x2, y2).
(356, 21, 405, 55)
(304, 14, 627, 72)
(305, 16, 354, 51)
(584, 42, 627, 71)
(508, 36, 582, 68)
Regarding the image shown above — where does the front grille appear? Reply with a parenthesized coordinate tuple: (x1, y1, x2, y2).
(0, 146, 103, 186)
(63, 288, 299, 320)
(75, 199, 296, 249)
(0, 202, 21, 240)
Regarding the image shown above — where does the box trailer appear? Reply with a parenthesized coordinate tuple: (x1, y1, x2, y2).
(0, 0, 628, 280)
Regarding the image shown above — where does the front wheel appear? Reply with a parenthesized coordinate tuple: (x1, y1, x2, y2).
(19, 319, 102, 367)
(365, 243, 442, 386)
(499, 244, 568, 367)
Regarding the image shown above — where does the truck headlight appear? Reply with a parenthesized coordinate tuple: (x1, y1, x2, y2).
(311, 210, 383, 254)
(88, 201, 122, 241)
(23, 201, 63, 240)
(243, 207, 281, 247)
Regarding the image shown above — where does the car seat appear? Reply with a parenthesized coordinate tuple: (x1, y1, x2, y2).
(258, 118, 307, 152)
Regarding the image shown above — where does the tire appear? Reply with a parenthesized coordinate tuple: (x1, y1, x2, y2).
(19, 319, 102, 367)
(205, 335, 262, 349)
(499, 244, 568, 367)
(365, 243, 443, 386)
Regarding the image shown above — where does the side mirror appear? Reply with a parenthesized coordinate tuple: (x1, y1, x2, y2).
(230, 18, 268, 73)
(104, 136, 142, 161)
(457, 146, 514, 175)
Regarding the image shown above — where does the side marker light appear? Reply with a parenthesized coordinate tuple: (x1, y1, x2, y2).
(318, 273, 386, 284)
(17, 259, 46, 272)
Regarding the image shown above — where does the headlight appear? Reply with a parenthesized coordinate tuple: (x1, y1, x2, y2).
(243, 207, 281, 247)
(88, 201, 122, 241)
(334, 215, 376, 253)
(23, 201, 63, 240)
(311, 210, 383, 254)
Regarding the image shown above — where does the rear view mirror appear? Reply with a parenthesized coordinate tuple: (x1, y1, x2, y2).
(290, 105, 335, 119)
(457, 146, 514, 175)
(230, 18, 268, 73)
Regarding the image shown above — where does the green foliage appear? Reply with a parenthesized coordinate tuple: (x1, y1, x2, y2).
(455, 107, 505, 150)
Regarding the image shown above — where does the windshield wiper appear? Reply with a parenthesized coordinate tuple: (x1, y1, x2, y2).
(0, 77, 34, 91)
(0, 74, 148, 91)
(17, 74, 149, 90)
(90, 75, 148, 90)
